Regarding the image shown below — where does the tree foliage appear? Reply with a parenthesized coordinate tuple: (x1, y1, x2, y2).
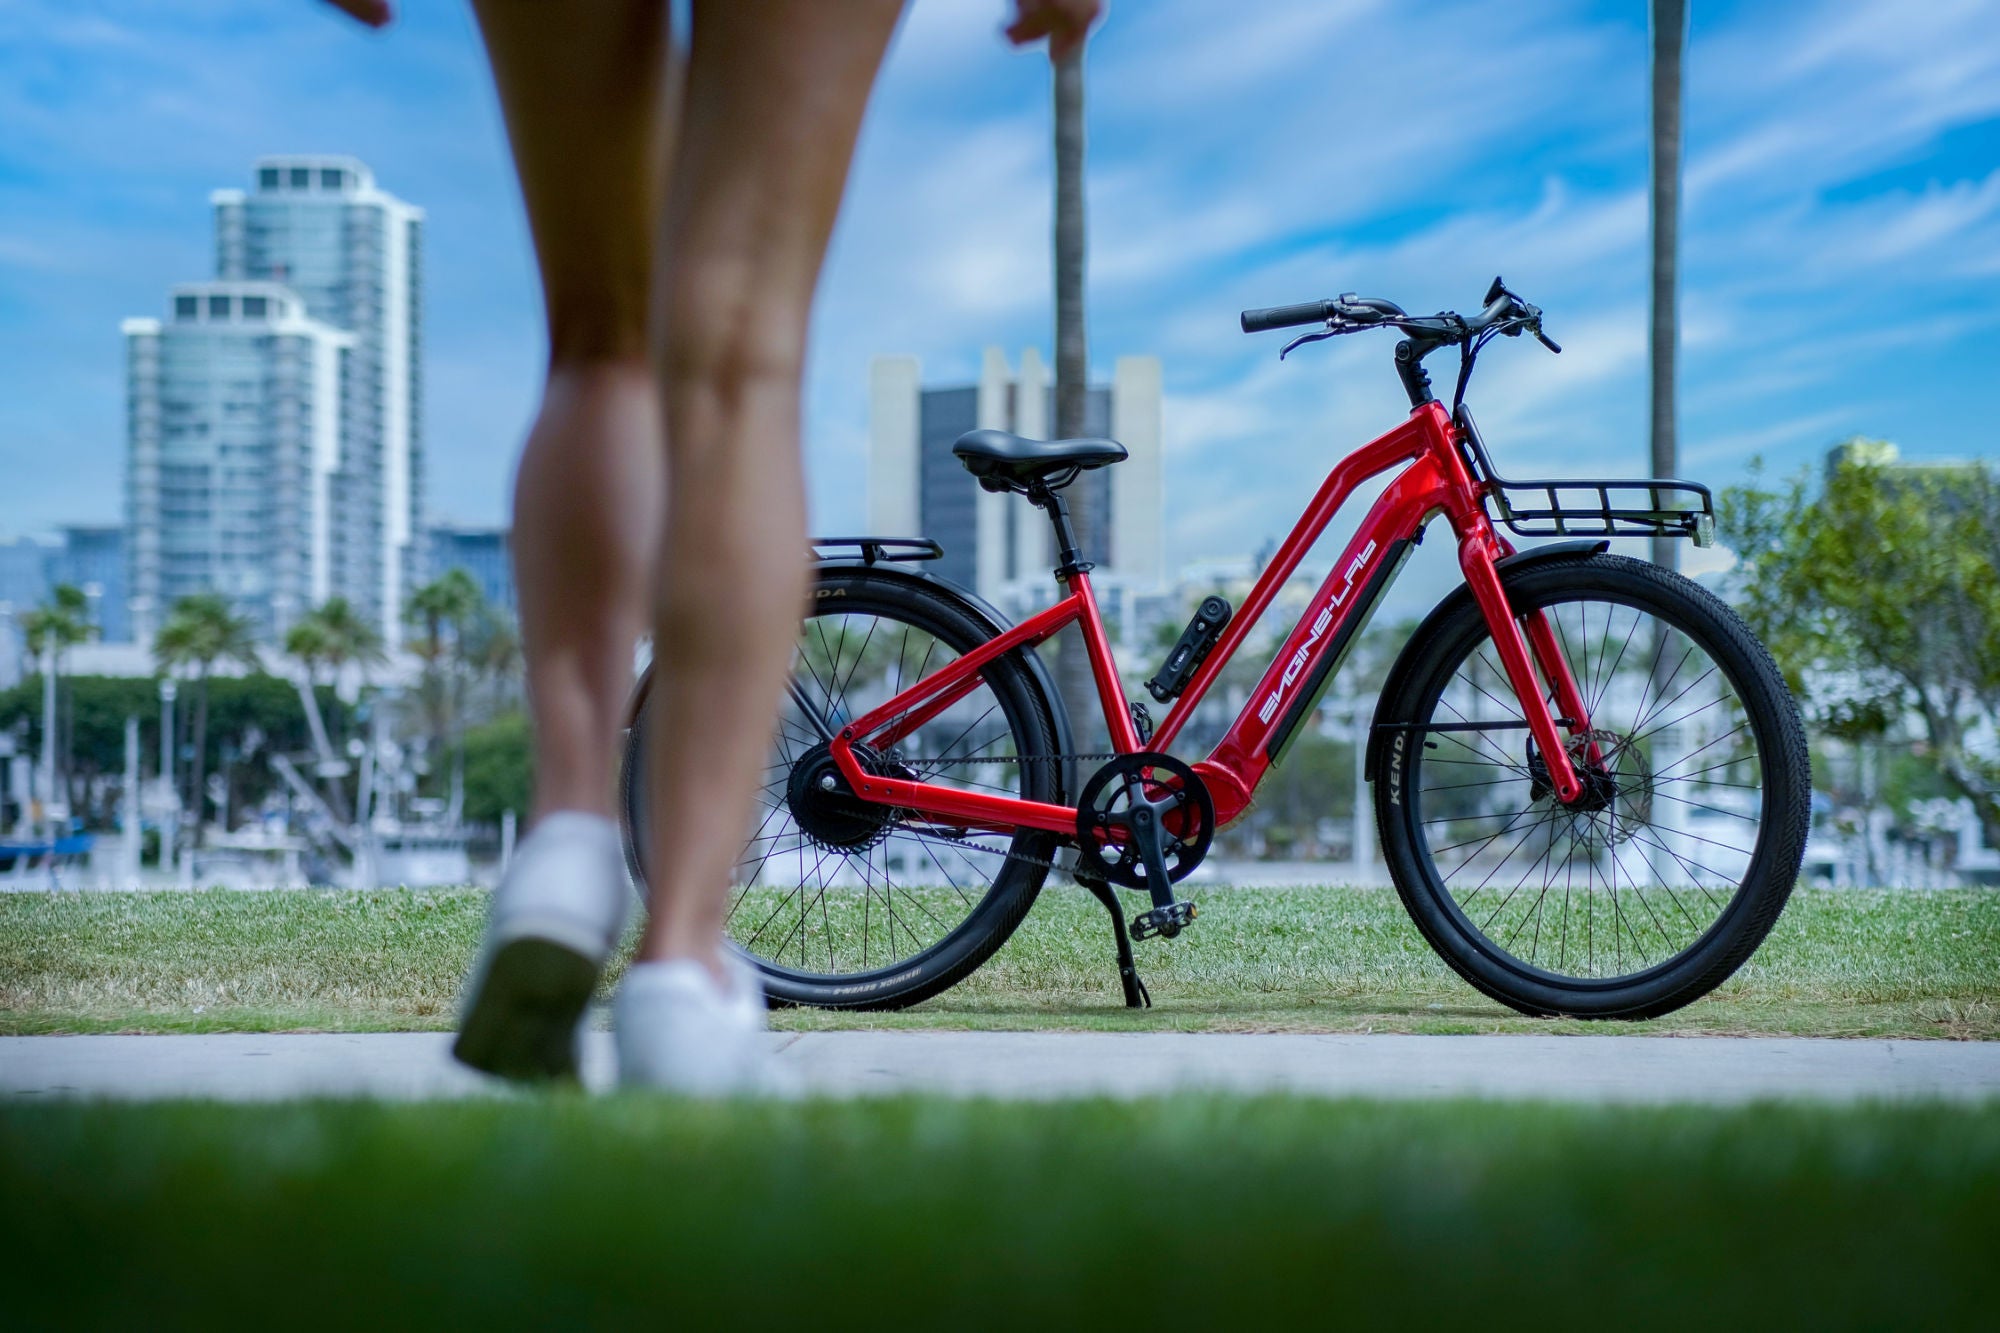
(0, 673, 339, 829)
(1721, 442, 2000, 841)
(18, 582, 95, 658)
(285, 596, 386, 686)
(461, 711, 533, 827)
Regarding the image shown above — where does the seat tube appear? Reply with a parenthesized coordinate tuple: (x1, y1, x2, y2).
(1458, 531, 1584, 802)
(1068, 571, 1142, 753)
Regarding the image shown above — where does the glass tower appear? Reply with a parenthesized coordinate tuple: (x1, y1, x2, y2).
(211, 156, 424, 645)
(124, 284, 353, 638)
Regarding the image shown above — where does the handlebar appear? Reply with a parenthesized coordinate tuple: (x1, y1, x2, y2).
(1240, 293, 1409, 333)
(1240, 300, 1333, 333)
(1240, 278, 1556, 351)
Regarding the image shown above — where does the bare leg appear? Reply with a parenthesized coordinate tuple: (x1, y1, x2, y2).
(639, 0, 905, 971)
(473, 0, 672, 823)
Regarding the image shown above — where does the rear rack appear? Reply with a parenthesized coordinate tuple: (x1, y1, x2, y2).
(1455, 409, 1716, 546)
(812, 536, 945, 565)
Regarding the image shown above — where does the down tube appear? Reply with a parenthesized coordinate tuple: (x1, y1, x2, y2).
(1203, 480, 1447, 809)
(1265, 534, 1419, 764)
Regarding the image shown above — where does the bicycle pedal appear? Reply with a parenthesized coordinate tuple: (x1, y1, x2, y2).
(1131, 901, 1197, 941)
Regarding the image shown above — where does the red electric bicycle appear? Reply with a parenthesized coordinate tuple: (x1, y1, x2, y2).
(622, 278, 1810, 1019)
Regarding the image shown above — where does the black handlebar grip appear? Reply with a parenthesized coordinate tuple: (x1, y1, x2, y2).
(1241, 300, 1331, 333)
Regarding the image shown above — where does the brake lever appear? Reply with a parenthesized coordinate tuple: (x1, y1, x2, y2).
(1279, 326, 1341, 360)
(1534, 328, 1562, 354)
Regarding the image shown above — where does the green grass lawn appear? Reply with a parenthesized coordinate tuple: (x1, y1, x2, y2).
(3, 882, 1994, 1037)
(3, 1096, 1996, 1327)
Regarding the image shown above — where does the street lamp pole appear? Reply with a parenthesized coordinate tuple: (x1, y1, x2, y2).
(159, 678, 178, 873)
(39, 641, 57, 847)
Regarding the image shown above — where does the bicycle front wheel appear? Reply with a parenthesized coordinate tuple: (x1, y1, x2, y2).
(1373, 553, 1810, 1019)
(623, 566, 1063, 1009)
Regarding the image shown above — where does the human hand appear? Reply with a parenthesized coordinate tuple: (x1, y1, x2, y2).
(1004, 0, 1102, 62)
(319, 0, 392, 29)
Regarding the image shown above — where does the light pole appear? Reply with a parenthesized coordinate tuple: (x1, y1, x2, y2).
(159, 678, 178, 873)
(39, 640, 57, 844)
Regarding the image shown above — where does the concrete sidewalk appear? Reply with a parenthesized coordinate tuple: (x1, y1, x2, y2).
(4, 1032, 1998, 1103)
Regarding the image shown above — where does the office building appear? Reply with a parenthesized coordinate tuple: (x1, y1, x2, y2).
(124, 283, 355, 638)
(48, 526, 130, 644)
(427, 524, 515, 616)
(868, 348, 1164, 605)
(0, 529, 133, 647)
(0, 538, 50, 622)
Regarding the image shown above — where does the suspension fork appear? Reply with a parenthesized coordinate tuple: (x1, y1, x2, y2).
(1457, 530, 1587, 803)
(1523, 609, 1603, 765)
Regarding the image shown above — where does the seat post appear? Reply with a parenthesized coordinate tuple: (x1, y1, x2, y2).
(1028, 481, 1090, 578)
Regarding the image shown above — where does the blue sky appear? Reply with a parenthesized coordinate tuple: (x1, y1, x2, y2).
(3, 0, 1997, 585)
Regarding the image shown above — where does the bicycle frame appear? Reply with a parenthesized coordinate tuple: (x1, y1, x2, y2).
(828, 397, 1592, 841)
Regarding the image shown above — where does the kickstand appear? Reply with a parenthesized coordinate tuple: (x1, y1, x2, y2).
(1079, 874, 1151, 1009)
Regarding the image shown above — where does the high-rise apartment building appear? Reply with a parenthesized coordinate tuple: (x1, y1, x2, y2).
(868, 348, 1163, 605)
(125, 155, 423, 645)
(124, 283, 353, 638)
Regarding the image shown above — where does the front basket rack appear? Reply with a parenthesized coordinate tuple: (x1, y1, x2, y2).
(1456, 409, 1716, 546)
(1487, 478, 1716, 545)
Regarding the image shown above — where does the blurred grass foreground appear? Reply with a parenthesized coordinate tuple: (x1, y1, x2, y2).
(3, 1096, 1997, 1327)
(2, 883, 1993, 1038)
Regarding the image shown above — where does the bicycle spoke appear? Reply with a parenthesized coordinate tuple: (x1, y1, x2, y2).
(720, 595, 1052, 989)
(1409, 584, 1775, 986)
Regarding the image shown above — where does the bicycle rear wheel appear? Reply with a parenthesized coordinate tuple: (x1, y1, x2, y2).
(1373, 553, 1810, 1019)
(622, 566, 1062, 1009)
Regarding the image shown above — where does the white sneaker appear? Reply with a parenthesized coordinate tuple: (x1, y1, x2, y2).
(453, 812, 629, 1082)
(615, 954, 789, 1096)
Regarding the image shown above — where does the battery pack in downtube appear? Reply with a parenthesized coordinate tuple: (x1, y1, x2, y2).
(1264, 536, 1418, 763)
(1146, 596, 1233, 703)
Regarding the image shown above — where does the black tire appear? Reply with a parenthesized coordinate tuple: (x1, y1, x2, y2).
(1374, 553, 1810, 1019)
(621, 566, 1062, 1009)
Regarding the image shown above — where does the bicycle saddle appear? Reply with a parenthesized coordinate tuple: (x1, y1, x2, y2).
(952, 429, 1127, 487)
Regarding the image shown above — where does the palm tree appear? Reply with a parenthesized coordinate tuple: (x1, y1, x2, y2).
(285, 597, 386, 821)
(461, 606, 523, 716)
(154, 592, 260, 845)
(286, 597, 387, 732)
(404, 570, 486, 789)
(19, 583, 95, 818)
(1050, 39, 1098, 747)
(307, 596, 389, 692)
(1650, 0, 1688, 572)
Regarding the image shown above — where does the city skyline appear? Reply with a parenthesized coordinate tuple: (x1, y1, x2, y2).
(1, 0, 1996, 587)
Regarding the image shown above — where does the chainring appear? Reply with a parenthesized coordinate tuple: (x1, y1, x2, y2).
(1073, 751, 1216, 890)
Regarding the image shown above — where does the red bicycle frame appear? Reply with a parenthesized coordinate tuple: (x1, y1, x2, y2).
(828, 398, 1591, 840)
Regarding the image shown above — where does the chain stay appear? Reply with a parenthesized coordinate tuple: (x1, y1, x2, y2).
(879, 749, 1127, 873)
